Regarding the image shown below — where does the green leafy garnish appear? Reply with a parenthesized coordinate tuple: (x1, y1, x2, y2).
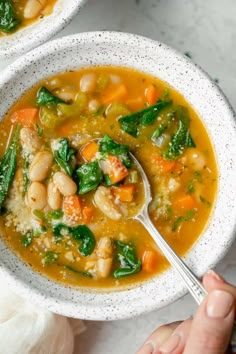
(47, 210, 63, 220)
(113, 240, 142, 279)
(54, 138, 76, 176)
(164, 106, 195, 160)
(72, 225, 96, 256)
(151, 124, 168, 142)
(35, 123, 44, 137)
(0, 124, 20, 211)
(0, 0, 21, 33)
(41, 251, 59, 266)
(200, 195, 211, 208)
(36, 87, 66, 106)
(76, 160, 103, 194)
(53, 223, 71, 243)
(22, 231, 34, 247)
(99, 134, 131, 168)
(172, 210, 196, 231)
(64, 265, 92, 278)
(118, 100, 172, 137)
(187, 184, 195, 194)
(22, 155, 30, 197)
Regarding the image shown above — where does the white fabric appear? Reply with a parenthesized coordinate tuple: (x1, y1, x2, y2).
(0, 275, 85, 354)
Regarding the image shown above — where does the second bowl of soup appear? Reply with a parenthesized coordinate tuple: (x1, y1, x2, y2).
(0, 32, 235, 320)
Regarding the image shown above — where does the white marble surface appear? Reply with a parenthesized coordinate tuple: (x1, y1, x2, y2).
(1, 0, 236, 353)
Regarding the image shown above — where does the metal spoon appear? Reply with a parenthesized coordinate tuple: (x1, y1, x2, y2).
(130, 152, 207, 304)
(131, 153, 236, 351)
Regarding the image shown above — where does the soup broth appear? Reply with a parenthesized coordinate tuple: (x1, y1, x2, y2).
(0, 66, 218, 288)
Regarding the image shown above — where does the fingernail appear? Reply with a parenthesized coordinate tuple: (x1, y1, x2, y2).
(207, 290, 234, 318)
(159, 334, 181, 353)
(207, 270, 225, 282)
(137, 342, 154, 354)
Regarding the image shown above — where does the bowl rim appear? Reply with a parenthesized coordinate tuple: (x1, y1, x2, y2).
(0, 0, 87, 59)
(0, 31, 236, 320)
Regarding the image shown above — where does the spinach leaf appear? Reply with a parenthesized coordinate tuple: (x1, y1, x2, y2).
(64, 265, 93, 278)
(76, 160, 103, 194)
(35, 123, 44, 137)
(52, 223, 71, 243)
(72, 225, 96, 256)
(164, 106, 196, 160)
(0, 0, 21, 33)
(47, 210, 63, 220)
(54, 138, 76, 176)
(0, 124, 20, 211)
(151, 124, 168, 142)
(118, 100, 172, 137)
(99, 134, 131, 168)
(41, 251, 59, 266)
(113, 260, 141, 279)
(113, 240, 142, 279)
(36, 87, 66, 106)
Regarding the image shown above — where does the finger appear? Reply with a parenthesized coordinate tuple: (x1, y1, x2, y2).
(183, 290, 235, 354)
(203, 270, 236, 299)
(136, 321, 182, 354)
(159, 318, 192, 354)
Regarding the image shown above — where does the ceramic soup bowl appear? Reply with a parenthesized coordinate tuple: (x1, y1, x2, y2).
(0, 32, 235, 320)
(0, 0, 87, 59)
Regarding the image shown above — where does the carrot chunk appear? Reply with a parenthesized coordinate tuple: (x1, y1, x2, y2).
(101, 155, 129, 184)
(173, 195, 196, 211)
(81, 141, 99, 161)
(142, 250, 158, 272)
(103, 84, 128, 105)
(112, 184, 135, 202)
(154, 155, 176, 174)
(82, 206, 94, 224)
(145, 84, 159, 105)
(11, 108, 38, 127)
(63, 195, 82, 221)
(125, 96, 144, 110)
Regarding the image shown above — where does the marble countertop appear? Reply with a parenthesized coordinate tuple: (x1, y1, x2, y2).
(1, 0, 236, 353)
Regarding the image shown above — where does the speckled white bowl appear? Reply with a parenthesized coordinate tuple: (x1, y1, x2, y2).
(0, 32, 236, 320)
(0, 0, 87, 59)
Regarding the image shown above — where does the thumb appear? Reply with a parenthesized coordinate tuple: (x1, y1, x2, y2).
(183, 289, 235, 354)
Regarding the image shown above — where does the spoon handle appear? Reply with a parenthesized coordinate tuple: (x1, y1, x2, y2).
(136, 210, 207, 305)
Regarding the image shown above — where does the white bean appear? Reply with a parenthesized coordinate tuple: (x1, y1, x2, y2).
(97, 237, 113, 258)
(186, 148, 206, 171)
(24, 0, 46, 19)
(29, 151, 53, 182)
(55, 88, 76, 102)
(27, 182, 47, 210)
(94, 186, 122, 220)
(47, 181, 63, 210)
(88, 99, 100, 113)
(53, 172, 77, 196)
(168, 178, 180, 192)
(80, 73, 97, 93)
(20, 127, 42, 154)
(96, 258, 113, 278)
(109, 74, 122, 84)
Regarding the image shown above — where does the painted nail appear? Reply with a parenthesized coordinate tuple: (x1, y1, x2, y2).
(137, 342, 154, 354)
(207, 269, 225, 282)
(207, 290, 234, 318)
(159, 334, 181, 353)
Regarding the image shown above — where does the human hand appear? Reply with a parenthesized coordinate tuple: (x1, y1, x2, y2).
(136, 270, 236, 354)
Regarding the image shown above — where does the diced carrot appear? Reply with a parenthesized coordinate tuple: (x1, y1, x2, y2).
(63, 195, 82, 222)
(80, 141, 99, 161)
(82, 206, 94, 224)
(142, 250, 158, 272)
(103, 84, 128, 105)
(173, 195, 196, 211)
(154, 155, 176, 174)
(145, 84, 159, 106)
(173, 161, 185, 174)
(11, 108, 38, 127)
(100, 155, 129, 184)
(112, 184, 136, 202)
(125, 96, 144, 110)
